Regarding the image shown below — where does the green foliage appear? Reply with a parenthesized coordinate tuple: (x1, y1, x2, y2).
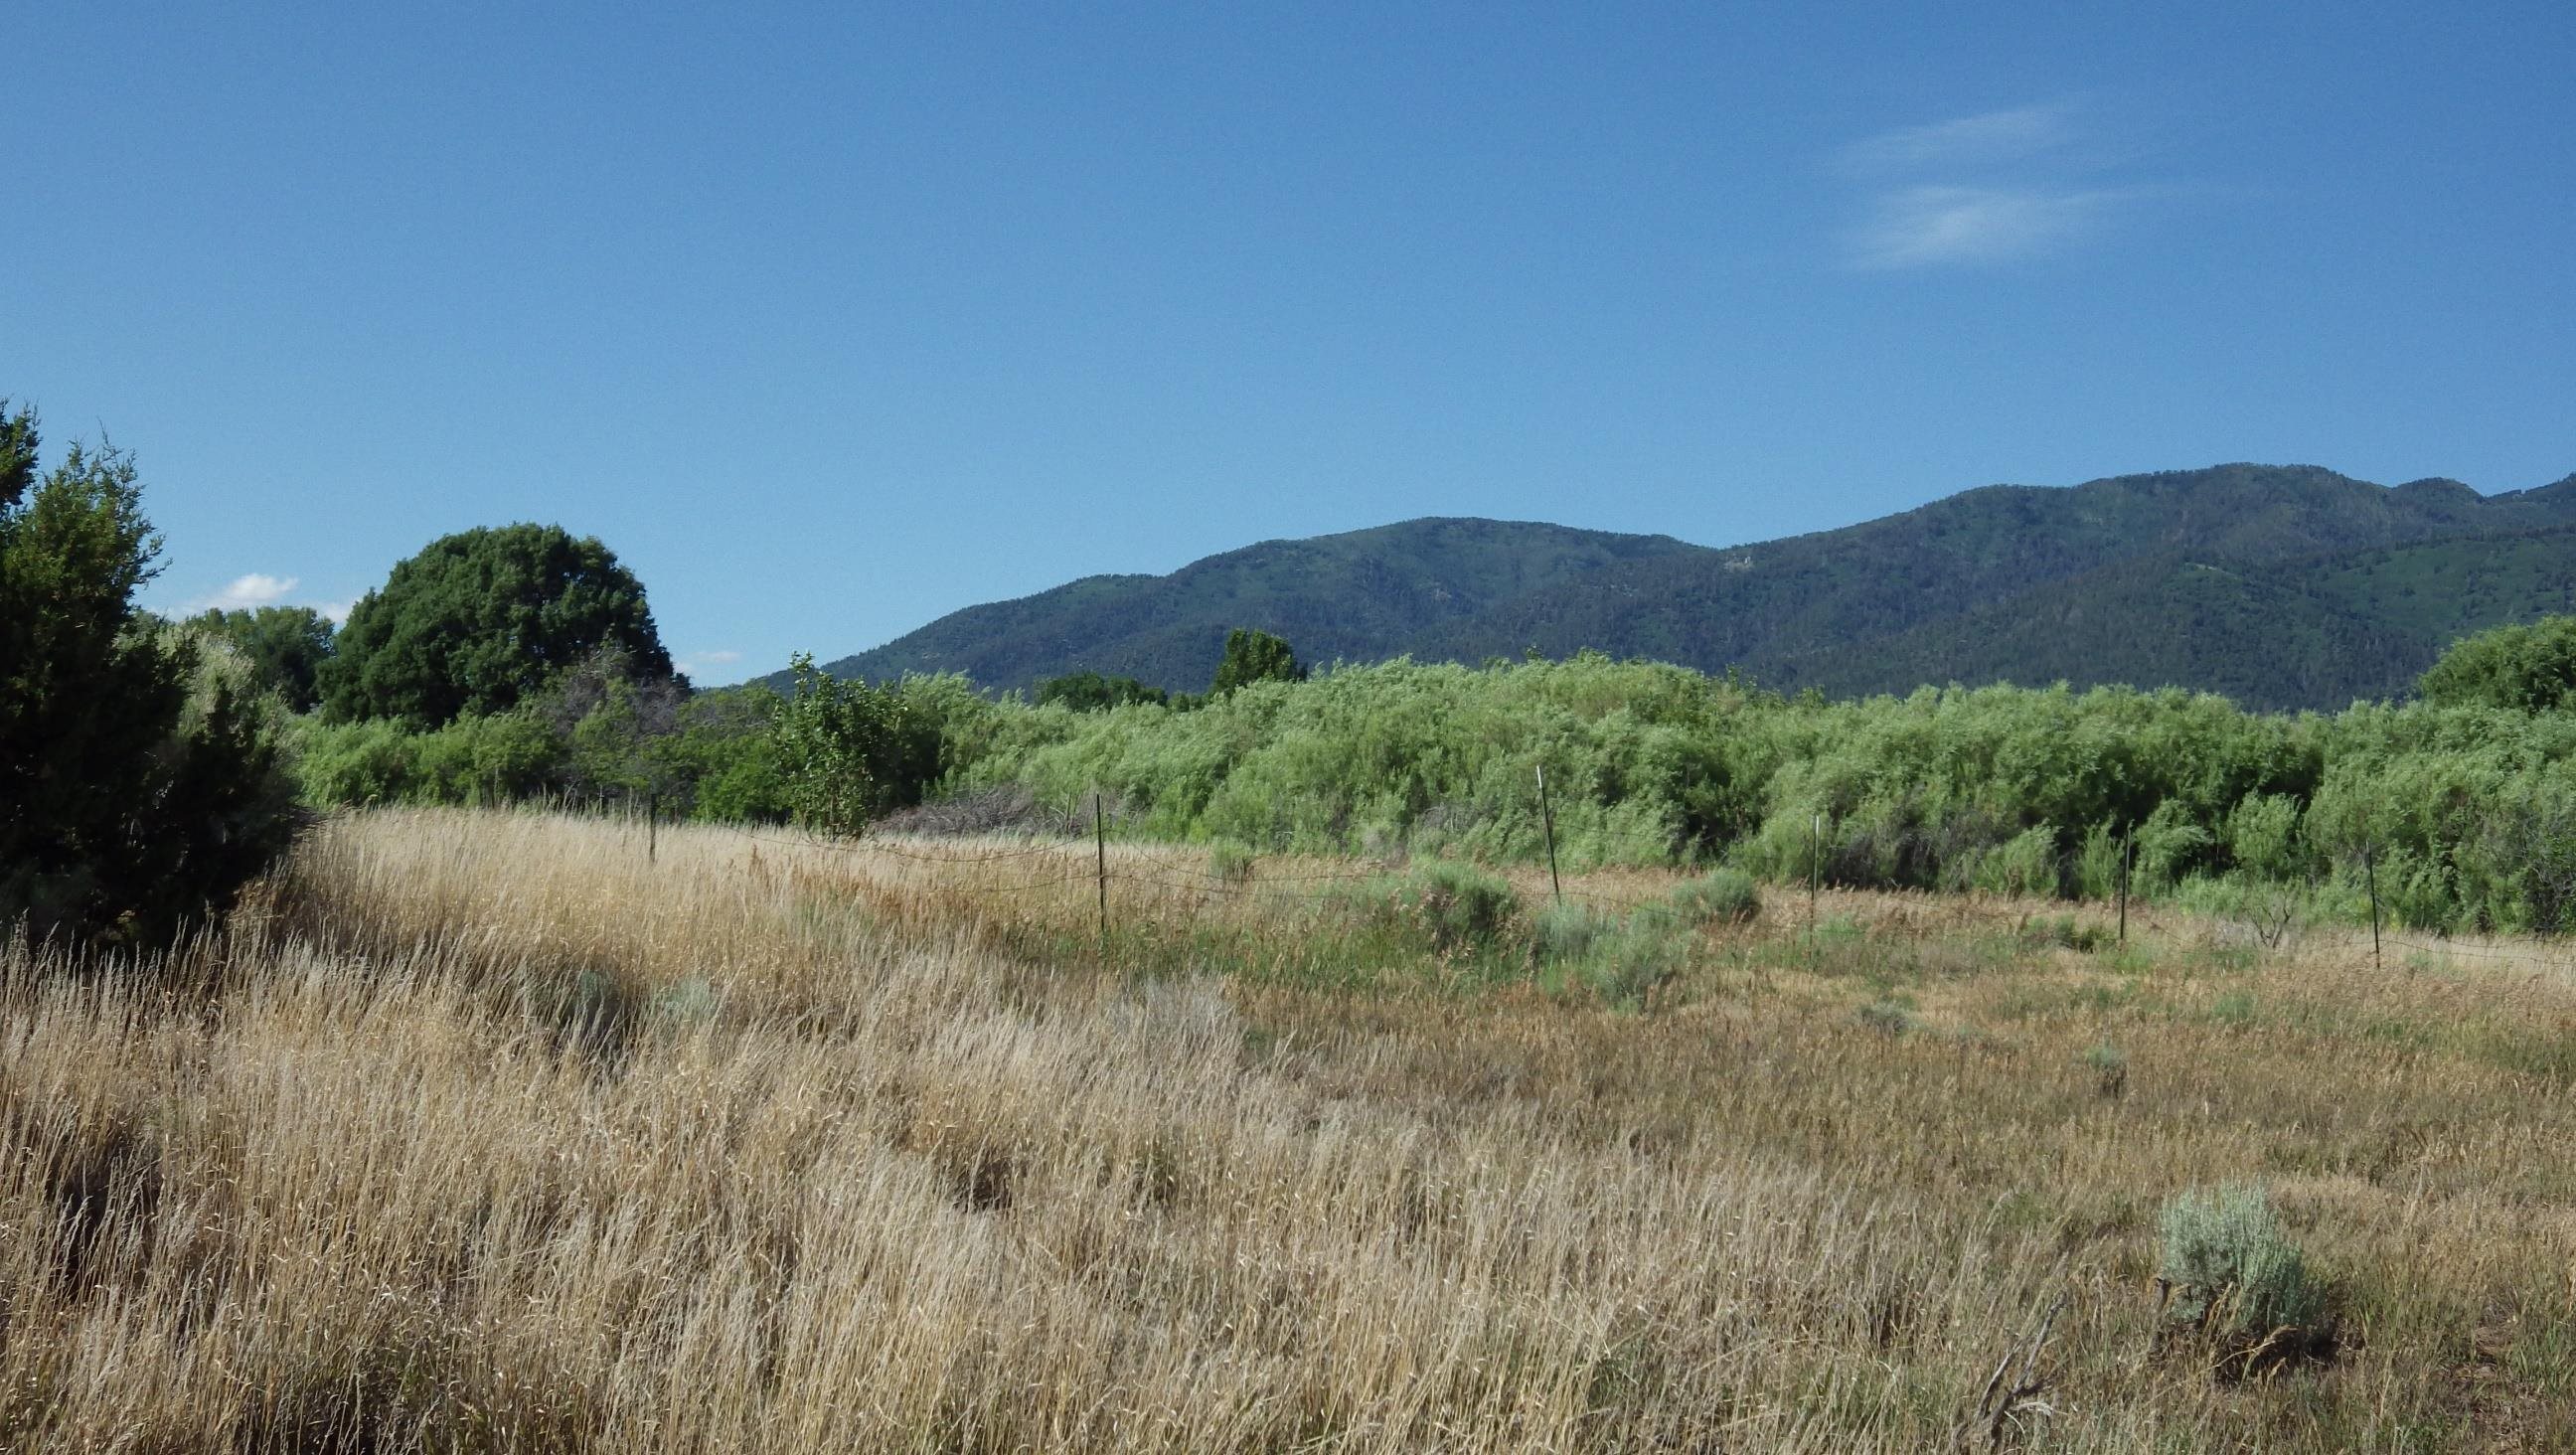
(770, 654, 938, 837)
(910, 650, 2576, 933)
(1975, 824, 2062, 897)
(2418, 615, 2576, 712)
(188, 604, 335, 712)
(2223, 792, 2305, 880)
(320, 523, 672, 728)
(660, 688, 790, 822)
(294, 711, 563, 808)
(1210, 628, 1304, 696)
(531, 646, 692, 805)
(0, 404, 300, 943)
(1669, 869, 1760, 925)
(2157, 1185, 2325, 1335)
(2020, 914, 2109, 953)
(1035, 670, 1168, 711)
(291, 670, 797, 825)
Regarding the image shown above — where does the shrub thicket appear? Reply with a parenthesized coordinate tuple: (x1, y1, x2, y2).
(907, 639, 2576, 935)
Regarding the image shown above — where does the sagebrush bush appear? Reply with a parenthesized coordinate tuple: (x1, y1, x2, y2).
(2082, 1042, 2128, 1098)
(1529, 904, 1690, 1010)
(1533, 901, 1614, 960)
(1579, 912, 1690, 1011)
(1669, 868, 1760, 925)
(2022, 914, 2110, 953)
(1340, 861, 1520, 953)
(2158, 1184, 2325, 1335)
(1854, 998, 1918, 1036)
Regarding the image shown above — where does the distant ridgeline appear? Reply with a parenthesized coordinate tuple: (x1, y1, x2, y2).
(773, 463, 2576, 713)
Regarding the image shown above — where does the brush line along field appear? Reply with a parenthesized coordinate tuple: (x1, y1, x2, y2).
(2, 810, 2573, 1450)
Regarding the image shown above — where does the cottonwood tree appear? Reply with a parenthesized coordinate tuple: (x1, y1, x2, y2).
(1209, 628, 1304, 695)
(320, 523, 672, 728)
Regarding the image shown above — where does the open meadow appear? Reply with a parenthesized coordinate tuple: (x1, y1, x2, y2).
(4, 807, 2574, 1451)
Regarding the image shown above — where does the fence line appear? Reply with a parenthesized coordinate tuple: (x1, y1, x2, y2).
(662, 814, 2576, 970)
(698, 821, 1773, 921)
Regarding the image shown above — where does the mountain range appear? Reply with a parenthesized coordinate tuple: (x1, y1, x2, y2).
(778, 464, 2576, 712)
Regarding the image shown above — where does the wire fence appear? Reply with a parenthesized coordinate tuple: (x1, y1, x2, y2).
(710, 820, 1705, 915)
(568, 801, 2576, 974)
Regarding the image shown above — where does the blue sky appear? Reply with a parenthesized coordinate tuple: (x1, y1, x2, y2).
(8, 2, 2572, 683)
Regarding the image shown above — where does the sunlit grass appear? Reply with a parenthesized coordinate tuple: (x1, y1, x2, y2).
(2, 806, 2572, 1450)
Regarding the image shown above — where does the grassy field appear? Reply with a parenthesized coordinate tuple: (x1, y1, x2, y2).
(4, 809, 2574, 1451)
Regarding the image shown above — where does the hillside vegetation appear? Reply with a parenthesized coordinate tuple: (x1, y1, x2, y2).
(8, 808, 2572, 1450)
(794, 464, 2576, 710)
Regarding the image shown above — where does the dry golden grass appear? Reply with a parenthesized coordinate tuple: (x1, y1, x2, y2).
(4, 807, 2574, 1451)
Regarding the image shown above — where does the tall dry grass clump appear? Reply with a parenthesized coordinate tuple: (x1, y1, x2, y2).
(1, 807, 2573, 1450)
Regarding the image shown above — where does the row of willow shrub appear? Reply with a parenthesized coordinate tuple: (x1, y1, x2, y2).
(905, 654, 2576, 935)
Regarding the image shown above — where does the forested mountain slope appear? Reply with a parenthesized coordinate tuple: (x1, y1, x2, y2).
(782, 465, 2576, 709)
(801, 518, 1701, 691)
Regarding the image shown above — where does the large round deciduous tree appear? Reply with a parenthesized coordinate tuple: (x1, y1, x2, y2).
(320, 523, 674, 728)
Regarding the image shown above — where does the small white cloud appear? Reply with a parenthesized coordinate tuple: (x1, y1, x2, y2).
(678, 649, 743, 675)
(1840, 105, 2072, 173)
(196, 572, 299, 611)
(317, 600, 353, 626)
(1846, 184, 2119, 269)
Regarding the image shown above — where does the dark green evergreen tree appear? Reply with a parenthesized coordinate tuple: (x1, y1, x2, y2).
(0, 402, 301, 943)
(319, 523, 673, 728)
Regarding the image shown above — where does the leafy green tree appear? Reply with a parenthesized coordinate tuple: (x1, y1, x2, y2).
(1035, 670, 1168, 711)
(0, 403, 300, 943)
(1209, 628, 1304, 696)
(319, 523, 672, 728)
(771, 655, 936, 837)
(188, 604, 335, 712)
(2417, 616, 2576, 712)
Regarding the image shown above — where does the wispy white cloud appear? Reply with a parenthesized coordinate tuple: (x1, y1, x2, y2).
(317, 600, 353, 626)
(1832, 102, 2152, 269)
(1839, 104, 2073, 173)
(194, 572, 299, 612)
(1847, 184, 2122, 269)
(678, 649, 743, 676)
